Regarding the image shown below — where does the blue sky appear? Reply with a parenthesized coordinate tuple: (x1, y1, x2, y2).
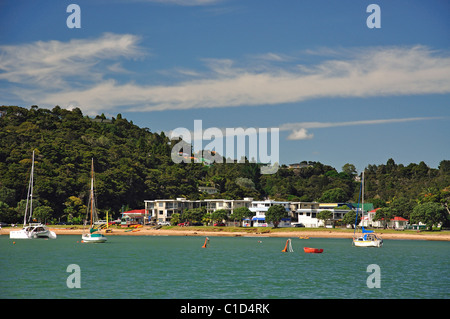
(1, 0, 449, 172)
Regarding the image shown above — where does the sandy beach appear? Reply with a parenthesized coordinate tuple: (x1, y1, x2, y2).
(2, 226, 449, 241)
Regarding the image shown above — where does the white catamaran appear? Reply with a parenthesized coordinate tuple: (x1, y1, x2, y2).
(81, 159, 107, 243)
(10, 151, 57, 240)
(352, 172, 383, 247)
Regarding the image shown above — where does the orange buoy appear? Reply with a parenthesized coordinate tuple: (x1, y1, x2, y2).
(281, 239, 293, 252)
(201, 237, 209, 248)
(281, 240, 288, 252)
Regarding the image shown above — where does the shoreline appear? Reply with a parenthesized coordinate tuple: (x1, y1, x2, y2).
(2, 227, 449, 241)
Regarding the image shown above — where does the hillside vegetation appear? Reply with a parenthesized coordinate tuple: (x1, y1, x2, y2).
(1, 105, 449, 224)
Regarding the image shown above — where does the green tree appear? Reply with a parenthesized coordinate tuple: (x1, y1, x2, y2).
(373, 207, 393, 229)
(0, 187, 15, 206)
(410, 202, 448, 231)
(210, 209, 228, 224)
(265, 204, 288, 228)
(387, 197, 416, 219)
(229, 206, 254, 226)
(171, 213, 180, 226)
(342, 163, 357, 176)
(0, 201, 16, 224)
(64, 196, 87, 224)
(343, 210, 360, 229)
(438, 160, 450, 173)
(319, 187, 347, 203)
(235, 177, 255, 189)
(317, 210, 333, 228)
(33, 206, 53, 224)
(182, 208, 206, 224)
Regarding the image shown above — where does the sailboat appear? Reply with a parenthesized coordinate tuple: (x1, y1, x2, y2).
(81, 159, 107, 243)
(10, 151, 57, 239)
(352, 172, 382, 247)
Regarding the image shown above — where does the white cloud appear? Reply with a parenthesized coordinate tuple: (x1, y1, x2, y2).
(0, 33, 142, 89)
(286, 128, 314, 140)
(280, 117, 445, 140)
(1, 34, 450, 114)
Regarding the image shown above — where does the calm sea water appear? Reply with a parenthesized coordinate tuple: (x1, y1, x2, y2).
(1, 235, 449, 299)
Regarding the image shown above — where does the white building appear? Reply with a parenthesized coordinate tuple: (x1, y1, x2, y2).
(144, 198, 365, 228)
(203, 198, 252, 214)
(247, 200, 291, 227)
(365, 208, 409, 229)
(144, 198, 204, 223)
(144, 197, 253, 224)
(292, 202, 353, 228)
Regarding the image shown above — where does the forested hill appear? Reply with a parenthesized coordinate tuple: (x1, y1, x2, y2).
(1, 105, 449, 224)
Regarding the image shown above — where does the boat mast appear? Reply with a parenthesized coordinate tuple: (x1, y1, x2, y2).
(90, 158, 94, 227)
(361, 171, 365, 223)
(353, 172, 363, 237)
(24, 151, 35, 226)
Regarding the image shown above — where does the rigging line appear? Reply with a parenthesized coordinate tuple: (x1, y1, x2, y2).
(353, 174, 363, 237)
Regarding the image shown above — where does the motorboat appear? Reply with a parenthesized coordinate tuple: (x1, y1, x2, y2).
(303, 247, 323, 253)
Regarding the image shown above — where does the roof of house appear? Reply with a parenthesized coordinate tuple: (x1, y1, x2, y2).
(122, 209, 145, 215)
(378, 216, 409, 221)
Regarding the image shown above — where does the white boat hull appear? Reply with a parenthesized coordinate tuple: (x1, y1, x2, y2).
(82, 233, 107, 243)
(353, 233, 383, 247)
(353, 239, 383, 247)
(10, 225, 57, 239)
(9, 230, 31, 239)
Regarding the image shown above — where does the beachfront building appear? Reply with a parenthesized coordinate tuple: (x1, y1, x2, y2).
(365, 208, 409, 229)
(121, 209, 146, 227)
(246, 200, 291, 227)
(204, 198, 253, 226)
(203, 198, 252, 214)
(292, 202, 354, 228)
(143, 197, 387, 228)
(144, 197, 253, 224)
(144, 198, 205, 224)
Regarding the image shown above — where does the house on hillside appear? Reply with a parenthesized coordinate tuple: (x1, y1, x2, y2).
(198, 186, 218, 195)
(288, 161, 314, 169)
